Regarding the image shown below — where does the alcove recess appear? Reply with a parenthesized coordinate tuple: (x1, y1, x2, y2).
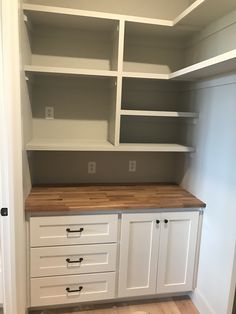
(23, 1, 236, 153)
(26, 10, 119, 72)
(24, 9, 120, 150)
(119, 78, 197, 148)
(28, 75, 117, 149)
(123, 21, 188, 77)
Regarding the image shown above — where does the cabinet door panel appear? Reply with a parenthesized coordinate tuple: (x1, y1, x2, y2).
(118, 213, 160, 297)
(157, 211, 199, 293)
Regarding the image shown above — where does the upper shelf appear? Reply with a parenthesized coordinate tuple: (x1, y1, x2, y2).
(122, 72, 169, 80)
(25, 51, 236, 82)
(170, 50, 236, 80)
(23, 3, 236, 81)
(23, 4, 120, 29)
(174, 0, 236, 27)
(22, 3, 172, 28)
(25, 49, 236, 81)
(123, 50, 236, 81)
(25, 65, 118, 78)
(23, 1, 236, 30)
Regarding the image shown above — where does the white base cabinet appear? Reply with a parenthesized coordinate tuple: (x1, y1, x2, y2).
(118, 211, 199, 297)
(118, 213, 161, 297)
(157, 211, 199, 294)
(28, 210, 201, 308)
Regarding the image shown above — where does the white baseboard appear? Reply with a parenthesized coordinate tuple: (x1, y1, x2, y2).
(189, 290, 216, 314)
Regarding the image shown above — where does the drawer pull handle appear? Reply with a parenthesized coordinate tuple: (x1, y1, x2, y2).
(164, 219, 169, 224)
(66, 227, 84, 233)
(66, 257, 83, 264)
(66, 286, 83, 293)
(156, 220, 160, 224)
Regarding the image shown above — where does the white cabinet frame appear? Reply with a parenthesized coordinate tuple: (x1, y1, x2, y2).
(118, 211, 200, 298)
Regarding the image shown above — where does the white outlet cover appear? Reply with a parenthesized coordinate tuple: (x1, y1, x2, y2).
(88, 161, 96, 174)
(45, 106, 54, 119)
(129, 160, 136, 172)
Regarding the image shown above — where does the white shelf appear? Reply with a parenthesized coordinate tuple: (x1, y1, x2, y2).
(118, 143, 194, 152)
(23, 3, 119, 28)
(123, 50, 236, 81)
(123, 72, 169, 80)
(174, 0, 236, 27)
(26, 139, 193, 152)
(26, 48, 236, 81)
(23, 3, 173, 28)
(26, 139, 116, 151)
(23, 4, 236, 82)
(170, 50, 236, 80)
(121, 110, 198, 118)
(25, 65, 118, 78)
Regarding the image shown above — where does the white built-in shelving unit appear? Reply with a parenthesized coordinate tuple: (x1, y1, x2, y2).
(174, 0, 236, 27)
(23, 1, 236, 152)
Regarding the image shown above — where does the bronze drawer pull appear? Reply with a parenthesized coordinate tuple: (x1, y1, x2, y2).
(66, 227, 84, 233)
(66, 286, 83, 293)
(66, 257, 83, 264)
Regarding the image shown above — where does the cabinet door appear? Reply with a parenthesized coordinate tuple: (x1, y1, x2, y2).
(157, 211, 199, 293)
(118, 213, 161, 297)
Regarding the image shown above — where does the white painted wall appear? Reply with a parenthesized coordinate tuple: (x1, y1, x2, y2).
(179, 74, 236, 314)
(185, 10, 236, 66)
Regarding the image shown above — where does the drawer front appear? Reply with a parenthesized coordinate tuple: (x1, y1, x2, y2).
(30, 214, 118, 247)
(31, 243, 117, 277)
(30, 272, 116, 307)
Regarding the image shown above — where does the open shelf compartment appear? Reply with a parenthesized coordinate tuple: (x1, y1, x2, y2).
(23, 4, 120, 72)
(26, 75, 118, 150)
(122, 21, 191, 77)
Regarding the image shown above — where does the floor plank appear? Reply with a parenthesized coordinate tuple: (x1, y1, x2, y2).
(30, 297, 199, 314)
(174, 298, 199, 314)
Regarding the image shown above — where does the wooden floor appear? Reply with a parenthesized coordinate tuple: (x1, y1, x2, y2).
(31, 297, 199, 314)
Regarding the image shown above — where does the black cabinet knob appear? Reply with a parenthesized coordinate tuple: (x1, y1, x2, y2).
(156, 220, 160, 224)
(164, 219, 169, 224)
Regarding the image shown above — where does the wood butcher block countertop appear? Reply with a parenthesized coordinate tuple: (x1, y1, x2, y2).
(25, 184, 206, 212)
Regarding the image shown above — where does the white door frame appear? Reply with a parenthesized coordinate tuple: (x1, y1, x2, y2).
(1, 0, 26, 313)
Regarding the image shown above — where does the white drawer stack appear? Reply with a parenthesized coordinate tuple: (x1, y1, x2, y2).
(29, 214, 118, 307)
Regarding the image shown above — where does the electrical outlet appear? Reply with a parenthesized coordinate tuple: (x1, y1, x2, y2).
(45, 106, 54, 119)
(129, 160, 136, 172)
(88, 161, 96, 174)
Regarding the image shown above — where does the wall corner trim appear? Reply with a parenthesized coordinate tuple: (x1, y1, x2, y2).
(190, 289, 216, 314)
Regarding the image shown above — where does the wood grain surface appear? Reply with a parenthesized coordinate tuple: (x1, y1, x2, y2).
(25, 184, 206, 212)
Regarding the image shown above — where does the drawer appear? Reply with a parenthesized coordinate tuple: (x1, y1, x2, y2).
(30, 272, 116, 306)
(31, 243, 117, 277)
(30, 214, 118, 247)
